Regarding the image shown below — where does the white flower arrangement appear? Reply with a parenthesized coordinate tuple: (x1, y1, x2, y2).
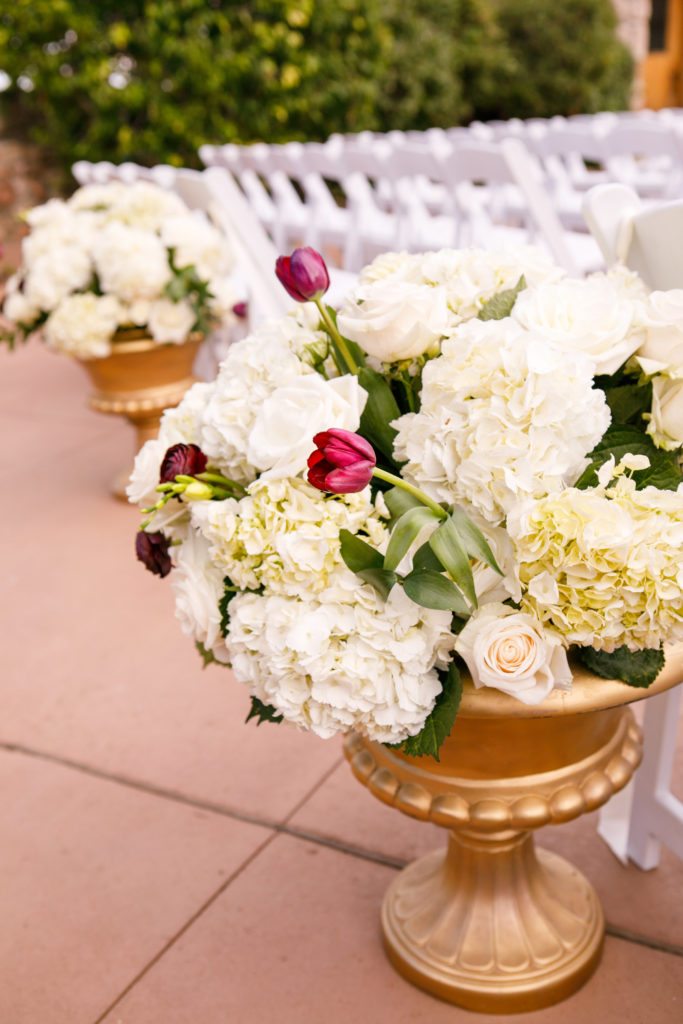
(131, 245, 683, 759)
(2, 181, 240, 358)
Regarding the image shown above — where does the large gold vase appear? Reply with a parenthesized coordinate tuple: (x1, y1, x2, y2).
(79, 330, 202, 500)
(345, 649, 683, 1014)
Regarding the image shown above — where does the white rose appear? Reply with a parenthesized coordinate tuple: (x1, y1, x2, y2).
(107, 181, 188, 231)
(43, 293, 122, 358)
(455, 603, 572, 706)
(247, 373, 367, 480)
(512, 274, 644, 375)
(171, 530, 230, 663)
(93, 222, 172, 301)
(647, 376, 683, 450)
(637, 290, 683, 378)
(68, 182, 128, 212)
(148, 298, 196, 343)
(3, 289, 40, 327)
(208, 276, 240, 320)
(338, 279, 451, 362)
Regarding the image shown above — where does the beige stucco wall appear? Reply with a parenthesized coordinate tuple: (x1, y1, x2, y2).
(612, 0, 651, 105)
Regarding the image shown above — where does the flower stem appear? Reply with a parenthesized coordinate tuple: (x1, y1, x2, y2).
(315, 299, 359, 375)
(372, 468, 446, 519)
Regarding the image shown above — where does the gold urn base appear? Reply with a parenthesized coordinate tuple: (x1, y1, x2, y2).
(79, 331, 202, 501)
(345, 652, 683, 1014)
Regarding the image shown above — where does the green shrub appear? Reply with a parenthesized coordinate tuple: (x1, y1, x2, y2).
(487, 0, 634, 120)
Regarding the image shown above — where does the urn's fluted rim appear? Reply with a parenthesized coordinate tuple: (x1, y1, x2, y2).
(459, 643, 683, 719)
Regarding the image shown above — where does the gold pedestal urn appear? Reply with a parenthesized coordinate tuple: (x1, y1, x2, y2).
(79, 330, 202, 500)
(345, 651, 683, 1014)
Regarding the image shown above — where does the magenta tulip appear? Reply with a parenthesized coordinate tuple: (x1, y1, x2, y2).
(307, 429, 376, 494)
(275, 247, 330, 302)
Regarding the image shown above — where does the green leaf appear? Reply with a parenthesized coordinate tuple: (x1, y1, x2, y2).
(325, 306, 366, 368)
(577, 645, 665, 688)
(384, 506, 440, 571)
(339, 529, 384, 573)
(477, 276, 526, 321)
(403, 569, 470, 615)
(412, 541, 444, 571)
(245, 696, 284, 725)
(603, 382, 652, 426)
(358, 367, 401, 464)
(358, 568, 398, 599)
(399, 662, 463, 761)
(383, 485, 422, 521)
(576, 425, 683, 491)
(428, 516, 476, 607)
(195, 640, 216, 667)
(449, 506, 502, 575)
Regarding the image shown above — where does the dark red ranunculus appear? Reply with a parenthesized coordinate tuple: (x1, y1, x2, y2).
(307, 428, 376, 494)
(135, 530, 172, 578)
(159, 443, 208, 484)
(275, 247, 330, 302)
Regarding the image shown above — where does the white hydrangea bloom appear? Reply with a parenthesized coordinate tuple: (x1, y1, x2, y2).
(511, 270, 647, 375)
(171, 529, 230, 664)
(23, 247, 93, 312)
(393, 317, 611, 524)
(508, 478, 683, 652)
(199, 313, 324, 483)
(161, 213, 234, 278)
(147, 298, 196, 343)
(93, 222, 172, 302)
(191, 477, 388, 596)
(105, 181, 187, 231)
(43, 293, 123, 358)
(227, 584, 454, 742)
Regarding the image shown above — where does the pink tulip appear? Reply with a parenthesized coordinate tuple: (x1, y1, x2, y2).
(275, 247, 330, 302)
(307, 429, 376, 494)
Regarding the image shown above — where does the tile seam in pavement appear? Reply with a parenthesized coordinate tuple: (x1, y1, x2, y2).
(88, 749, 345, 1023)
(3, 740, 682, 968)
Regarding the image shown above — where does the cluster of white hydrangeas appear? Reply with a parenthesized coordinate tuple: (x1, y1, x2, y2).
(337, 246, 561, 365)
(393, 317, 611, 524)
(199, 309, 363, 485)
(43, 293, 123, 359)
(508, 474, 683, 652)
(3, 181, 240, 357)
(226, 584, 454, 742)
(191, 477, 388, 596)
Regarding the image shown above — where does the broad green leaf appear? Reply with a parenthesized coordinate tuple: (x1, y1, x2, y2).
(477, 275, 525, 321)
(399, 662, 463, 761)
(339, 529, 384, 573)
(412, 541, 444, 572)
(384, 485, 422, 520)
(358, 367, 401, 464)
(403, 569, 470, 616)
(195, 640, 216, 667)
(577, 645, 665, 688)
(449, 506, 502, 575)
(428, 516, 476, 607)
(358, 568, 398, 599)
(576, 425, 683, 491)
(245, 696, 284, 725)
(384, 506, 440, 571)
(603, 382, 652, 426)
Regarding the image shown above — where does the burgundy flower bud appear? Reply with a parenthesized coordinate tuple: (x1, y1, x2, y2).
(275, 247, 330, 302)
(307, 428, 376, 494)
(159, 443, 208, 484)
(135, 531, 172, 578)
(232, 301, 248, 319)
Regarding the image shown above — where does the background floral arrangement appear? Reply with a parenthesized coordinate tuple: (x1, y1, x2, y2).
(131, 244, 683, 760)
(2, 181, 238, 358)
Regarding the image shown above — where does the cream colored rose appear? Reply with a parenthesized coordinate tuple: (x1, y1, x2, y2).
(148, 298, 196, 343)
(637, 290, 683, 378)
(647, 376, 683, 450)
(512, 274, 644, 375)
(337, 279, 450, 362)
(3, 288, 40, 327)
(455, 603, 572, 706)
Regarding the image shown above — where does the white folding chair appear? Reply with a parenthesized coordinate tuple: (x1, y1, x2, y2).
(583, 181, 683, 867)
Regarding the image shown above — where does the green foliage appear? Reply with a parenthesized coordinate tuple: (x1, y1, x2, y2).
(358, 367, 401, 466)
(577, 645, 665, 688)
(487, 0, 633, 120)
(219, 579, 237, 639)
(383, 506, 440, 571)
(195, 640, 217, 667)
(575, 425, 683, 491)
(339, 529, 384, 573)
(245, 696, 284, 725)
(0, 1, 633, 180)
(395, 662, 463, 761)
(477, 276, 525, 321)
(403, 570, 470, 615)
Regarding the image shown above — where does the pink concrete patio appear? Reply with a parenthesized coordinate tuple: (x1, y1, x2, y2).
(2, 341, 682, 1023)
